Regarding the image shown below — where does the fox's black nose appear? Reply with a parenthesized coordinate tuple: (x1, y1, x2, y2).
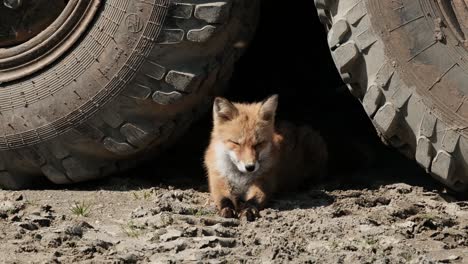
(245, 164, 256, 172)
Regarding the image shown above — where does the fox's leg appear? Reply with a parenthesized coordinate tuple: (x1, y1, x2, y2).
(209, 172, 236, 218)
(219, 198, 236, 218)
(242, 181, 273, 221)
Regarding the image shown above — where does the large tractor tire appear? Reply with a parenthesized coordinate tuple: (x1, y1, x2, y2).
(0, 0, 259, 189)
(314, 0, 468, 191)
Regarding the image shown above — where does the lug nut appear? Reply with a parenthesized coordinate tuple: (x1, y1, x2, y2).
(3, 0, 22, 9)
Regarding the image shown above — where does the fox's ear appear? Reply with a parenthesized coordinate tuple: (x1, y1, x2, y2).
(213, 97, 238, 123)
(259, 94, 278, 122)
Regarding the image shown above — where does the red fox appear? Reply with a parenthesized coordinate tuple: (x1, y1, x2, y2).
(204, 95, 328, 221)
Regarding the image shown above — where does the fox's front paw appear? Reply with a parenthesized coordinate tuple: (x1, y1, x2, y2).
(240, 206, 260, 222)
(219, 207, 237, 218)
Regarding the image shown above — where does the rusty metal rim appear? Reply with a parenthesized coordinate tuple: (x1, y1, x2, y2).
(0, 0, 101, 83)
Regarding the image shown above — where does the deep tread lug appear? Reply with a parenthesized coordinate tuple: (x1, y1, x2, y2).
(194, 2, 231, 23)
(420, 112, 437, 138)
(375, 62, 395, 89)
(103, 138, 137, 156)
(169, 3, 194, 19)
(346, 1, 366, 25)
(431, 151, 454, 182)
(415, 136, 433, 172)
(332, 42, 359, 73)
(165, 71, 196, 92)
(62, 157, 100, 182)
(187, 26, 217, 43)
(355, 29, 378, 51)
(373, 103, 398, 137)
(362, 84, 383, 116)
(328, 19, 349, 48)
(120, 123, 153, 148)
(157, 29, 185, 44)
(441, 130, 460, 153)
(122, 84, 152, 100)
(41, 165, 72, 184)
(391, 87, 412, 108)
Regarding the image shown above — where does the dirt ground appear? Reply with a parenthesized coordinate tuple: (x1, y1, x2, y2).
(1, 136, 467, 264)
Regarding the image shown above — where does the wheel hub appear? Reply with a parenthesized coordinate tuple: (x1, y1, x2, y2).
(0, 0, 101, 83)
(0, 0, 66, 48)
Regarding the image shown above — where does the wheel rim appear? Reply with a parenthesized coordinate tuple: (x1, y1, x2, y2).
(0, 0, 66, 48)
(0, 0, 101, 83)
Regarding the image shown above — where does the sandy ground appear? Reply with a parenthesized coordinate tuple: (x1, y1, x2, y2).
(0, 141, 467, 264)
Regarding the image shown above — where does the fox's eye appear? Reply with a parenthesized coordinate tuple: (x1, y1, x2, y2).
(228, 140, 240, 145)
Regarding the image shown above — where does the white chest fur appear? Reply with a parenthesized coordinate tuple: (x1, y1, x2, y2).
(214, 142, 256, 196)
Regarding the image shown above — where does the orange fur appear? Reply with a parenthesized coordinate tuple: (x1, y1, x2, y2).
(204, 95, 328, 220)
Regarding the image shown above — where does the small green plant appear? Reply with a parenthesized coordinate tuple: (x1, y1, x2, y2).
(142, 190, 151, 200)
(195, 209, 215, 217)
(418, 213, 437, 221)
(132, 189, 153, 200)
(329, 241, 340, 250)
(121, 221, 144, 238)
(365, 237, 378, 246)
(70, 201, 92, 217)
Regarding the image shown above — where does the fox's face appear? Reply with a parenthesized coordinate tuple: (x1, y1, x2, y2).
(212, 95, 278, 175)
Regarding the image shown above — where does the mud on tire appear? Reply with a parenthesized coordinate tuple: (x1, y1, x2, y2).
(0, 0, 259, 189)
(314, 0, 468, 191)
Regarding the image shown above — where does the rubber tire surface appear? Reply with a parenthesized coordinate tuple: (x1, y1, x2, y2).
(315, 0, 468, 191)
(0, 0, 259, 189)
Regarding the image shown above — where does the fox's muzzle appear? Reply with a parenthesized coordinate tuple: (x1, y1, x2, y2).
(237, 147, 259, 173)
